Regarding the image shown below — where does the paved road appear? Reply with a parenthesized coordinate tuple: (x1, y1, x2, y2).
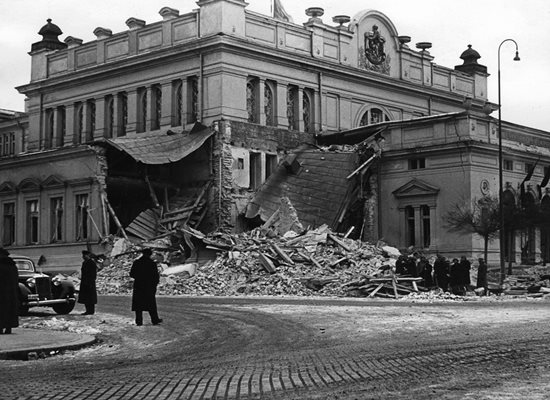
(1, 296, 549, 399)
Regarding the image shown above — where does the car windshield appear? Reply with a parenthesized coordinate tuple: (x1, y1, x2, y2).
(15, 259, 34, 272)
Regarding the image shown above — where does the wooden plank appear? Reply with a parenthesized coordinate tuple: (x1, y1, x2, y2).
(368, 283, 385, 298)
(270, 243, 294, 265)
(258, 252, 276, 273)
(327, 233, 351, 252)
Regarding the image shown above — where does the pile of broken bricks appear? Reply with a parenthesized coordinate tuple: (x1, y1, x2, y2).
(95, 224, 428, 298)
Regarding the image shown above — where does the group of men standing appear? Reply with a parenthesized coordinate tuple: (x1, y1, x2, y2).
(78, 248, 162, 325)
(0, 246, 163, 336)
(396, 254, 489, 295)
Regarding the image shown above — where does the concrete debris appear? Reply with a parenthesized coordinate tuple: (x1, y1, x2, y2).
(92, 226, 550, 300)
(95, 224, 410, 297)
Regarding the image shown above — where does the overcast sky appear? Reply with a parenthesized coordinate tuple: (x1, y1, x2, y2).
(1, 0, 548, 131)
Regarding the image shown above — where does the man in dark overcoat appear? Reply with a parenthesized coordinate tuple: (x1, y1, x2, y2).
(0, 248, 19, 334)
(130, 248, 162, 326)
(433, 254, 450, 292)
(78, 250, 98, 315)
(476, 258, 488, 296)
(459, 256, 471, 290)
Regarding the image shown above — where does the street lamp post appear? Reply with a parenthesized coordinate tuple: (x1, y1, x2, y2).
(498, 39, 520, 285)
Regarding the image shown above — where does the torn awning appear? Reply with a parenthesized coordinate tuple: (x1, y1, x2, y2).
(96, 125, 214, 165)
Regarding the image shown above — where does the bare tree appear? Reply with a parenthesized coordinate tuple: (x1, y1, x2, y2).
(444, 195, 500, 262)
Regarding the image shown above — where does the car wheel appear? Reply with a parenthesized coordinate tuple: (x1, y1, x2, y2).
(52, 302, 75, 315)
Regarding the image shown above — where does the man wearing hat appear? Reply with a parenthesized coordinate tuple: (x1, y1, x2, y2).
(0, 248, 19, 334)
(130, 248, 162, 326)
(78, 250, 98, 315)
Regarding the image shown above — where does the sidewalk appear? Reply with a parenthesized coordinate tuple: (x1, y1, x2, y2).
(0, 328, 96, 360)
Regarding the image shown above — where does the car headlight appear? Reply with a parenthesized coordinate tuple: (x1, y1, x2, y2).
(52, 276, 61, 286)
(26, 277, 36, 287)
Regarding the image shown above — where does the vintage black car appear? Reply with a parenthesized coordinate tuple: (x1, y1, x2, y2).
(14, 255, 76, 315)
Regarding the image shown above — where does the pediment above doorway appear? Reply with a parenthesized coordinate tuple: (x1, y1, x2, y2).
(392, 178, 440, 198)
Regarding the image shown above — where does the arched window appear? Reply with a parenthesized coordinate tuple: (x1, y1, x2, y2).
(264, 82, 274, 126)
(86, 99, 96, 141)
(247, 78, 259, 123)
(137, 87, 147, 133)
(105, 95, 114, 138)
(118, 92, 128, 136)
(405, 205, 415, 246)
(287, 85, 299, 130)
(75, 103, 83, 144)
(173, 81, 183, 127)
(152, 85, 162, 130)
(359, 107, 390, 126)
(187, 76, 198, 124)
(303, 90, 313, 133)
(421, 205, 431, 248)
(57, 106, 66, 147)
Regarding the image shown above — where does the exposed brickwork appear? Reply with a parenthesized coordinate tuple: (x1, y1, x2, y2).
(212, 120, 315, 232)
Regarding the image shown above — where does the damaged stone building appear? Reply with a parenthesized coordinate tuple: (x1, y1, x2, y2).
(1, 0, 549, 270)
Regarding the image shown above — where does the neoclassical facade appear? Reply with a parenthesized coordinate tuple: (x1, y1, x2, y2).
(1, 0, 547, 269)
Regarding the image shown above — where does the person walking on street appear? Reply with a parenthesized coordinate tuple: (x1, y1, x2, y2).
(476, 258, 488, 296)
(78, 250, 98, 315)
(130, 248, 162, 326)
(0, 248, 19, 334)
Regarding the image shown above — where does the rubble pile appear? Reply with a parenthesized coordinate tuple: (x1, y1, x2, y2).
(95, 225, 414, 297)
(501, 265, 550, 297)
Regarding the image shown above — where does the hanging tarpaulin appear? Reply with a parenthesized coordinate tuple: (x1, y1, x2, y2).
(273, 0, 294, 23)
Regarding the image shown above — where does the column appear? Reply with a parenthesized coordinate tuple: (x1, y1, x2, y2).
(65, 104, 75, 145)
(180, 79, 189, 127)
(414, 206, 422, 248)
(258, 78, 266, 126)
(276, 82, 288, 129)
(94, 97, 106, 140)
(126, 89, 138, 134)
(160, 82, 173, 128)
(112, 94, 120, 138)
(429, 206, 436, 249)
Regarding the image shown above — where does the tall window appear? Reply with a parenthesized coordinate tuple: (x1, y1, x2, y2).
(359, 107, 390, 126)
(264, 82, 275, 126)
(287, 85, 299, 130)
(173, 80, 183, 126)
(86, 99, 96, 142)
(249, 152, 262, 190)
(247, 78, 259, 123)
(50, 197, 63, 242)
(303, 90, 313, 133)
(45, 108, 54, 148)
(57, 106, 66, 147)
(265, 154, 277, 180)
(187, 76, 199, 124)
(75, 102, 83, 144)
(0, 133, 15, 156)
(76, 194, 89, 241)
(105, 95, 114, 138)
(421, 205, 431, 248)
(405, 206, 415, 247)
(2, 202, 15, 246)
(118, 92, 128, 136)
(26, 200, 39, 244)
(152, 84, 162, 130)
(137, 87, 147, 133)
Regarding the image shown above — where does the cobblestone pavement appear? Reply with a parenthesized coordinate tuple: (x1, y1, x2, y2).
(0, 296, 549, 400)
